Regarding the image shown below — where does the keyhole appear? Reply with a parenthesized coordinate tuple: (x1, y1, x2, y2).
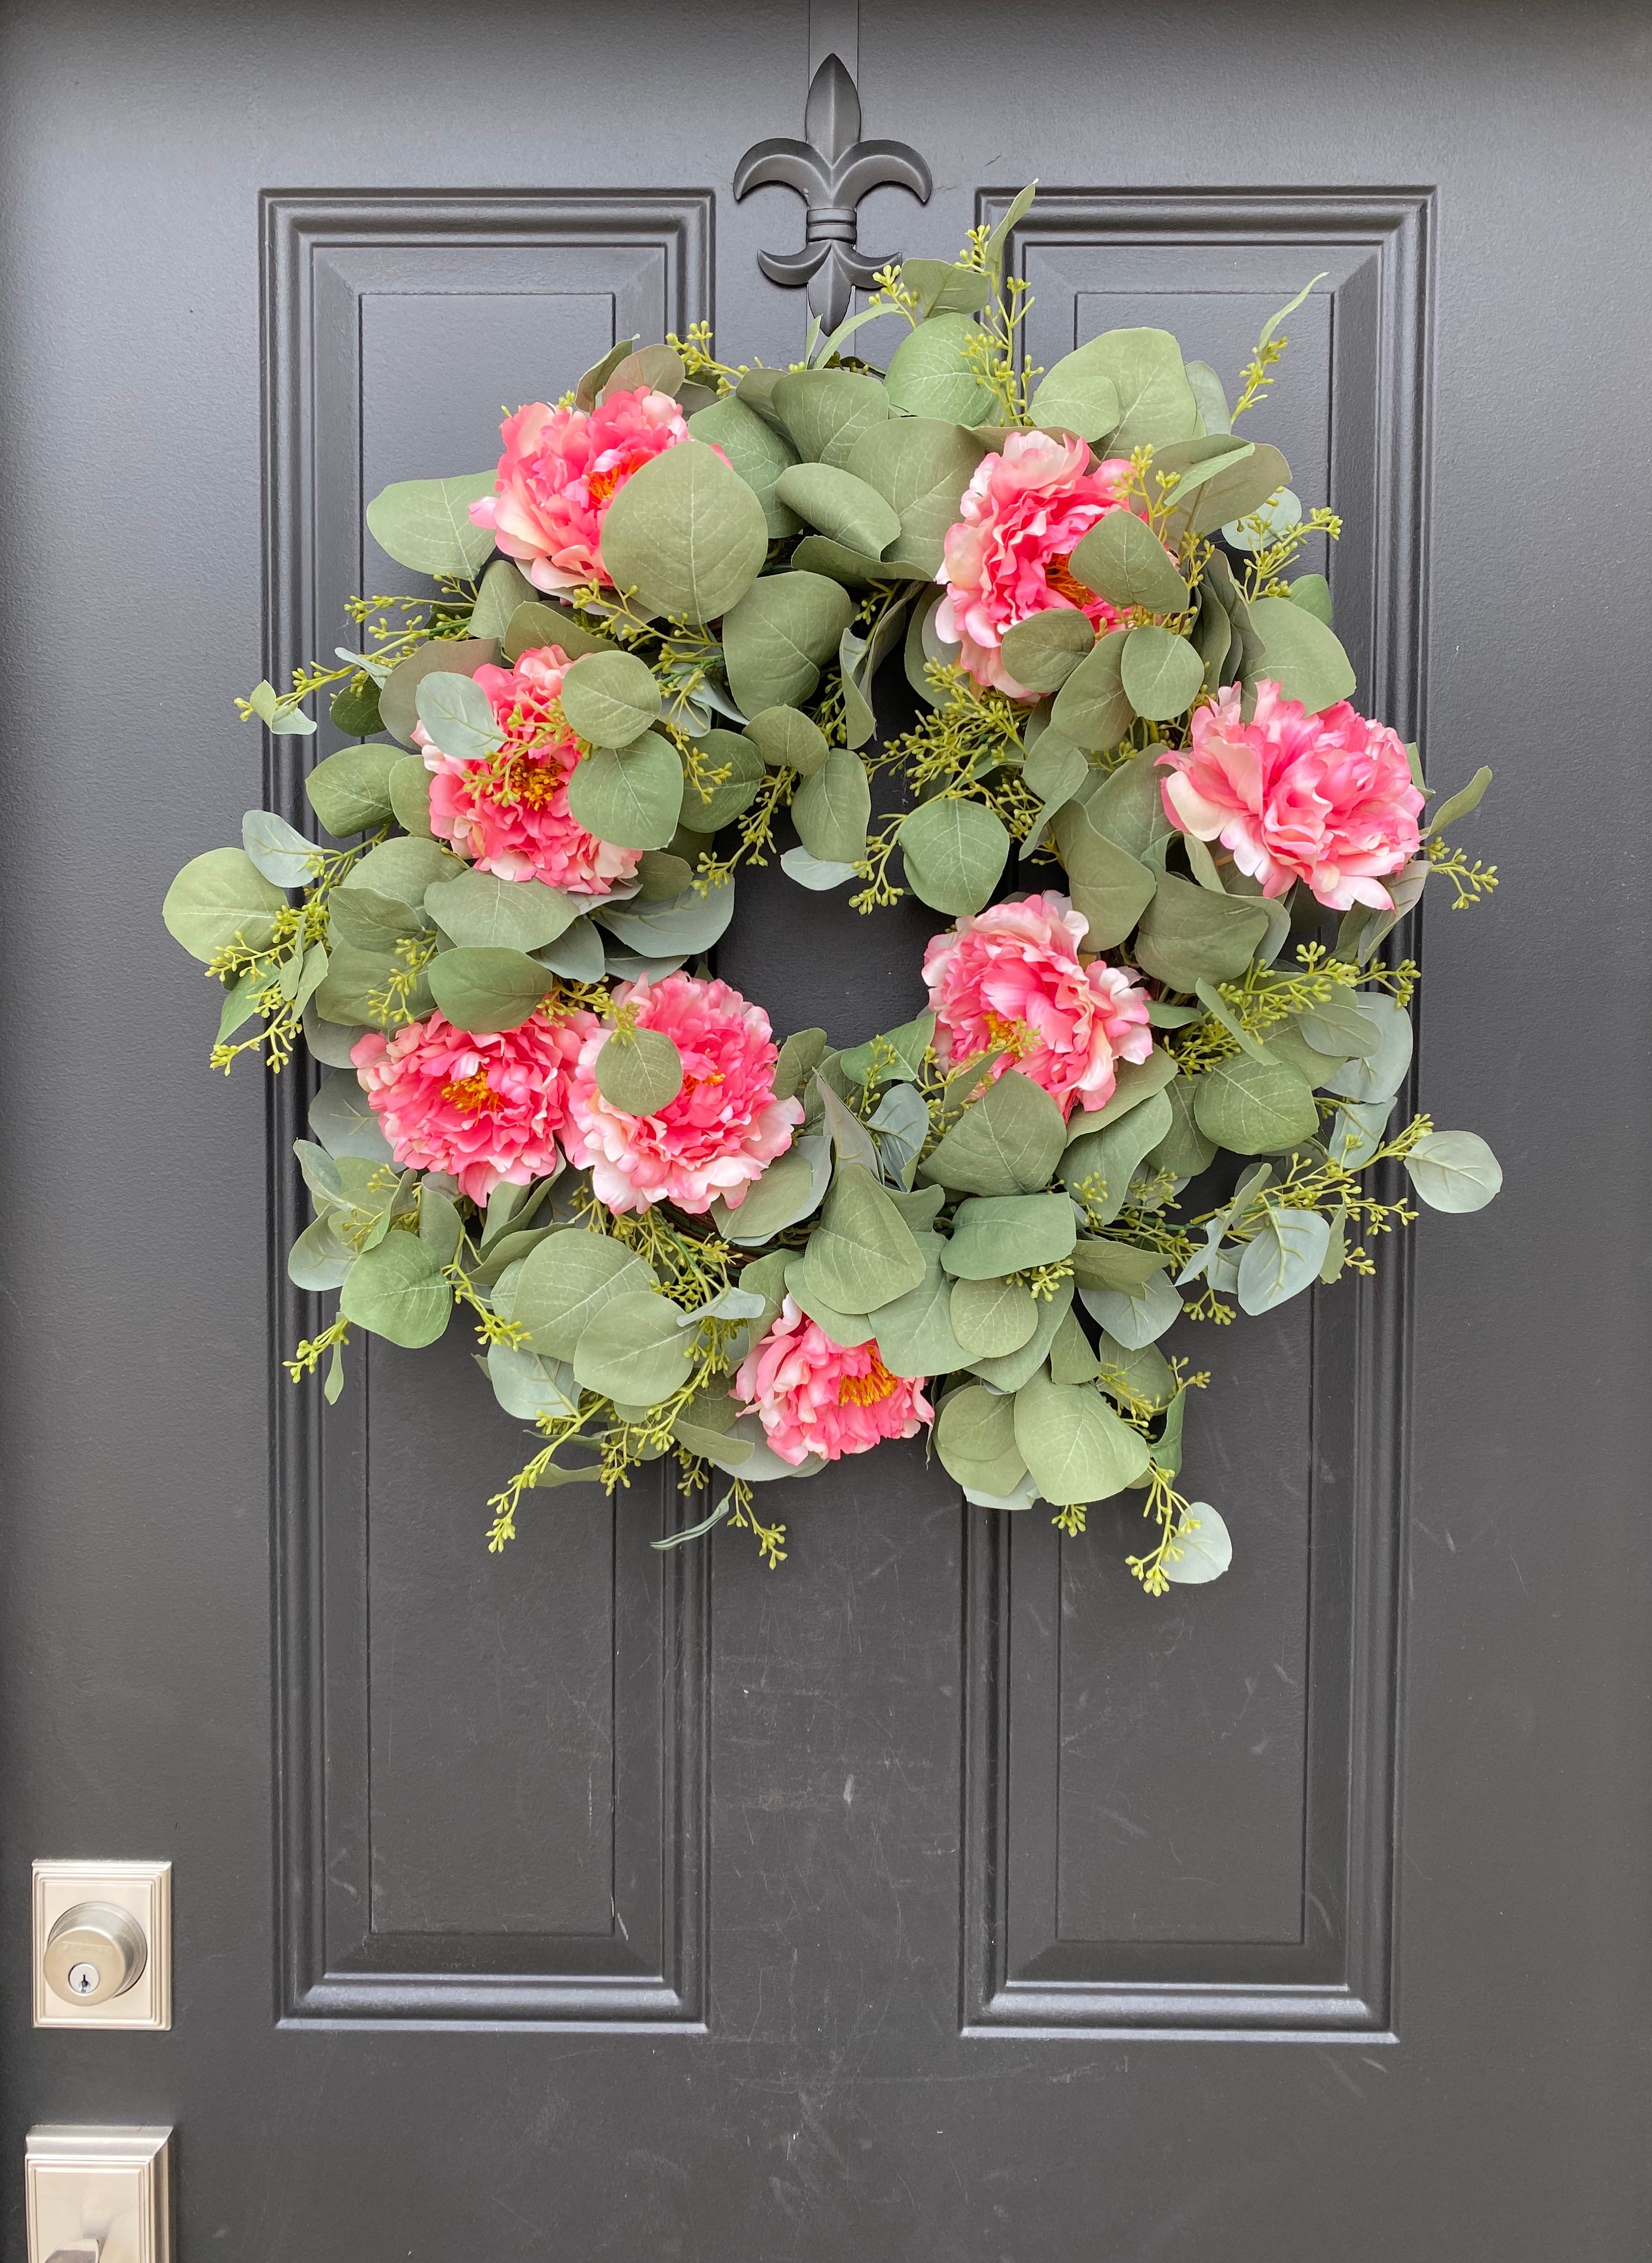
(67, 1962, 100, 1995)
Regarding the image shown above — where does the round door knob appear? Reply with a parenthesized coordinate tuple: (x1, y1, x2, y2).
(43, 1902, 147, 2006)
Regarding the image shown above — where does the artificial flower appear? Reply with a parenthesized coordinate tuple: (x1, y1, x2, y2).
(468, 385, 690, 591)
(562, 973, 802, 1216)
(734, 1297, 934, 1466)
(922, 890, 1153, 1118)
(417, 642, 641, 895)
(351, 1007, 595, 1205)
(1157, 680, 1424, 910)
(935, 429, 1136, 696)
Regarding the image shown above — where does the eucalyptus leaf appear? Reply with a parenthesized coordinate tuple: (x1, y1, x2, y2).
(598, 441, 768, 624)
(377, 639, 498, 744)
(884, 313, 996, 425)
(1236, 1209, 1331, 1314)
(487, 1339, 581, 1422)
(1079, 1267, 1182, 1349)
(309, 1069, 393, 1163)
(1027, 343, 1122, 442)
(594, 1026, 685, 1116)
(1073, 328, 1198, 453)
(572, 1290, 695, 1405)
(793, 748, 871, 865)
(345, 836, 459, 907)
(774, 462, 900, 555)
(943, 1192, 1076, 1280)
(1404, 1130, 1502, 1212)
(950, 1275, 1039, 1359)
(287, 1215, 353, 1293)
(365, 471, 496, 577)
(427, 947, 550, 1035)
(872, 1241, 970, 1380)
(1059, 1091, 1175, 1225)
(1072, 1237, 1165, 1294)
(745, 705, 830, 776)
(1427, 766, 1493, 837)
(559, 650, 662, 747)
(1245, 596, 1357, 713)
(1069, 512, 1189, 615)
(675, 730, 765, 832)
(1132, 873, 1270, 990)
(1048, 630, 1134, 752)
(339, 1233, 453, 1348)
(687, 393, 801, 538)
(242, 809, 318, 890)
(899, 797, 1010, 915)
(799, 1161, 926, 1314)
(1161, 1501, 1233, 1584)
(845, 417, 985, 574)
(533, 916, 605, 982)
(1183, 443, 1292, 538)
(935, 1384, 1028, 1497)
(565, 732, 685, 849)
(1013, 1373, 1151, 1505)
(999, 609, 1095, 695)
(781, 848, 858, 890)
(720, 571, 852, 716)
(304, 744, 404, 834)
(1050, 802, 1157, 948)
(469, 559, 537, 642)
(1193, 1055, 1319, 1155)
(715, 1135, 833, 1246)
(1120, 625, 1204, 722)
(920, 1069, 1066, 1197)
(425, 869, 584, 951)
(511, 1231, 657, 1359)
(1289, 573, 1333, 627)
(772, 368, 892, 467)
(1064, 1051, 1180, 1139)
(1321, 995, 1414, 1103)
(163, 848, 287, 961)
(501, 602, 617, 665)
(414, 670, 504, 761)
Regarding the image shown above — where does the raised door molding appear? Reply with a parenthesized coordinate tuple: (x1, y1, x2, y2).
(962, 188, 1432, 2039)
(262, 192, 712, 2027)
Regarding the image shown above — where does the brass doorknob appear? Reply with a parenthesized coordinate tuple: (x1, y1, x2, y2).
(42, 1904, 147, 2007)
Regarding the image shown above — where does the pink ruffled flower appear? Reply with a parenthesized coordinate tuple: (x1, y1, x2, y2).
(733, 1296, 934, 1466)
(416, 642, 641, 895)
(562, 974, 804, 1217)
(936, 430, 1138, 696)
(922, 890, 1153, 1120)
(351, 1007, 596, 1206)
(1157, 681, 1424, 911)
(468, 385, 691, 591)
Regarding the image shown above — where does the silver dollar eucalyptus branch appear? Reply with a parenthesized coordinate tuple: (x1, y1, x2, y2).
(735, 55, 932, 330)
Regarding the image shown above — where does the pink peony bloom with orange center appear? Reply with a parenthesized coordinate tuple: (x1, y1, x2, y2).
(1157, 680, 1424, 911)
(562, 973, 804, 1217)
(922, 890, 1153, 1120)
(351, 1007, 596, 1205)
(416, 643, 642, 895)
(468, 385, 690, 592)
(733, 1296, 934, 1466)
(935, 430, 1138, 696)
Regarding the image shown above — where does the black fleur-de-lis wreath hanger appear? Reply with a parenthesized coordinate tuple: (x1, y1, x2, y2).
(735, 54, 933, 331)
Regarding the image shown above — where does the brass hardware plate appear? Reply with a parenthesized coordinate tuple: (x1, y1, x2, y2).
(32, 1863, 171, 2031)
(25, 2126, 172, 2263)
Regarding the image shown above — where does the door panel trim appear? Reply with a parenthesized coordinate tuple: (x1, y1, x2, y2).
(262, 191, 712, 2028)
(960, 186, 1431, 2042)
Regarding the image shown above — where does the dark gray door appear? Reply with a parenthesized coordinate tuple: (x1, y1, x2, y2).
(2, 5, 1647, 2256)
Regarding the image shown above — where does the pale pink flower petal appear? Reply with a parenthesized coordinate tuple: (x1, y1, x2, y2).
(469, 386, 690, 592)
(1156, 681, 1424, 911)
(418, 641, 641, 896)
(352, 1007, 595, 1206)
(934, 430, 1144, 696)
(922, 890, 1153, 1120)
(732, 1297, 934, 1465)
(562, 974, 804, 1217)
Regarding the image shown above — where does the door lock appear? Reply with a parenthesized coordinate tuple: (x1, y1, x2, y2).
(32, 1865, 170, 2031)
(44, 1905, 148, 2007)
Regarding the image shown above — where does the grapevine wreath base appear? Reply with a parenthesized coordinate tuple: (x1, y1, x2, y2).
(166, 190, 1501, 1592)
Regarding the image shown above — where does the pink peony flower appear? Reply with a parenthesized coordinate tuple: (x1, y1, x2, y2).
(468, 386, 691, 592)
(416, 642, 641, 895)
(351, 1007, 596, 1206)
(1157, 681, 1424, 911)
(733, 1296, 934, 1466)
(936, 430, 1138, 696)
(922, 890, 1153, 1120)
(562, 973, 804, 1217)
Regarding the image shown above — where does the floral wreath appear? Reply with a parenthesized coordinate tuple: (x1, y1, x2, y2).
(166, 188, 1501, 1594)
